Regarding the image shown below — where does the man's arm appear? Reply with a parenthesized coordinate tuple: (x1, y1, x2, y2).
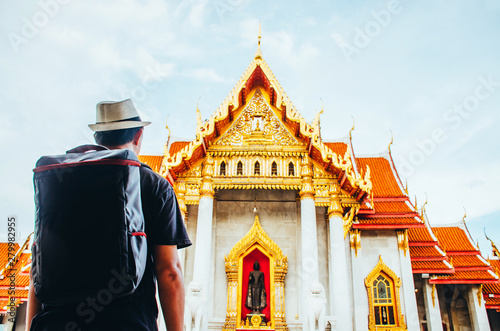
(26, 277, 41, 329)
(154, 245, 185, 331)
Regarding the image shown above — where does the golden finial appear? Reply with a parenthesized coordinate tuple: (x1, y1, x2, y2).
(196, 97, 203, 128)
(404, 179, 408, 195)
(462, 207, 467, 223)
(414, 196, 418, 210)
(312, 99, 323, 129)
(349, 116, 355, 140)
(164, 118, 171, 156)
(420, 193, 428, 218)
(254, 21, 263, 60)
(388, 130, 394, 152)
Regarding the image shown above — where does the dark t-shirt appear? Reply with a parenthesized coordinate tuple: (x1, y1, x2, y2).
(31, 163, 191, 331)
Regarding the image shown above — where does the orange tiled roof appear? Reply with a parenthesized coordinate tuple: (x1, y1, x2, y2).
(484, 258, 500, 309)
(138, 155, 163, 173)
(373, 201, 413, 213)
(324, 142, 348, 157)
(409, 227, 437, 243)
(0, 237, 31, 315)
(356, 157, 404, 197)
(433, 227, 478, 252)
(485, 297, 500, 310)
(427, 226, 498, 284)
(169, 141, 190, 155)
(355, 217, 422, 227)
(450, 255, 486, 268)
(410, 246, 444, 258)
(0, 243, 19, 268)
(411, 260, 453, 272)
(431, 270, 498, 282)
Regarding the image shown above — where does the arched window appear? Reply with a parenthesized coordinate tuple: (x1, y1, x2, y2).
(372, 274, 395, 326)
(271, 161, 278, 176)
(237, 161, 243, 176)
(288, 162, 295, 176)
(220, 161, 226, 176)
(365, 256, 405, 330)
(254, 161, 260, 175)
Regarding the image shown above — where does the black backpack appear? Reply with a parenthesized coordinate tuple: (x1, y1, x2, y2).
(32, 145, 147, 305)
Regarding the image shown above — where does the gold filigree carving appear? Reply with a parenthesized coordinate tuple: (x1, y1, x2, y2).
(174, 181, 188, 217)
(343, 207, 359, 239)
(350, 229, 361, 257)
(328, 184, 343, 217)
(223, 216, 288, 331)
(431, 284, 436, 308)
(216, 89, 301, 147)
(478, 284, 483, 307)
(200, 156, 214, 197)
(299, 156, 315, 199)
(365, 256, 407, 331)
(397, 230, 409, 257)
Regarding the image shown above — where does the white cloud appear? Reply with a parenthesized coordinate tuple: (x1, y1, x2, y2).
(188, 67, 226, 83)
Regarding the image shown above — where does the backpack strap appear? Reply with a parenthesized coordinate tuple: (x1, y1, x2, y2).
(66, 144, 109, 154)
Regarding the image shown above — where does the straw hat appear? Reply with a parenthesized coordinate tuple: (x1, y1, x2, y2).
(88, 99, 151, 132)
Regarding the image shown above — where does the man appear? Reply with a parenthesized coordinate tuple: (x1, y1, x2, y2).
(27, 99, 191, 330)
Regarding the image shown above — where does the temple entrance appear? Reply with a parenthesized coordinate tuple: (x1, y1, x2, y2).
(223, 215, 288, 331)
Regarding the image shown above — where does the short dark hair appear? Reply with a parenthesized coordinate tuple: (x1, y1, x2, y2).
(94, 127, 142, 147)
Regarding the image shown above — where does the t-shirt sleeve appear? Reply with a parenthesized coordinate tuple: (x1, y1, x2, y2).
(147, 176, 191, 248)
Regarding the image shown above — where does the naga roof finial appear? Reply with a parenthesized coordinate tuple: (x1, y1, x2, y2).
(349, 116, 355, 140)
(388, 130, 394, 152)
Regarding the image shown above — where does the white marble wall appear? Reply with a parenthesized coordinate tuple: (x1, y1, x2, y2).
(181, 189, 333, 329)
(213, 189, 301, 323)
(352, 230, 414, 329)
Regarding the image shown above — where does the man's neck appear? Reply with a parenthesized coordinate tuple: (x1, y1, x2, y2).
(105, 143, 139, 155)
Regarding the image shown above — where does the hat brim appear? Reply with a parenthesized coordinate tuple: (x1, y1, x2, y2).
(89, 121, 151, 132)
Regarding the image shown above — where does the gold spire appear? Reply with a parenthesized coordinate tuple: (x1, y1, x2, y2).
(254, 22, 263, 60)
(196, 97, 203, 128)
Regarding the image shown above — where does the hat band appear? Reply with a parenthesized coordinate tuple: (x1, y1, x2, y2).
(96, 116, 142, 124)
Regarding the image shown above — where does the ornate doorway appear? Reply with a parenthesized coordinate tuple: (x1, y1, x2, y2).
(223, 215, 288, 331)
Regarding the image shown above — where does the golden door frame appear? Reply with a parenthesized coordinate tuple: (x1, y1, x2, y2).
(223, 215, 288, 331)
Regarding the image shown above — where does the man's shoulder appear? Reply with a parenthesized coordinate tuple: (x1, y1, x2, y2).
(139, 163, 172, 191)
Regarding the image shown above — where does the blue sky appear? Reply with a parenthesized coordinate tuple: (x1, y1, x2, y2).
(1, 0, 499, 253)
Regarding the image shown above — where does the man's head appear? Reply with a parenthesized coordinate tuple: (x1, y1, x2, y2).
(89, 99, 150, 154)
(94, 127, 144, 153)
(253, 261, 260, 271)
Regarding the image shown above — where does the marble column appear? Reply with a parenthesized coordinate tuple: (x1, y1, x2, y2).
(397, 230, 420, 331)
(190, 156, 215, 331)
(299, 156, 320, 331)
(328, 185, 353, 331)
(422, 280, 443, 331)
(467, 285, 491, 331)
(174, 180, 188, 273)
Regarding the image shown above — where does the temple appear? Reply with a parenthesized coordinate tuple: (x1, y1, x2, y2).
(2, 31, 500, 331)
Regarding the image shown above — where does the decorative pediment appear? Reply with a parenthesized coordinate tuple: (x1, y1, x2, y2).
(215, 89, 303, 148)
(225, 214, 286, 263)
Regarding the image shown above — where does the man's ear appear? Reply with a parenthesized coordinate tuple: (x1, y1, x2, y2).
(133, 128, 144, 145)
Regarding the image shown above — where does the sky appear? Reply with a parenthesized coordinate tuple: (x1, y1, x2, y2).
(0, 0, 499, 254)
